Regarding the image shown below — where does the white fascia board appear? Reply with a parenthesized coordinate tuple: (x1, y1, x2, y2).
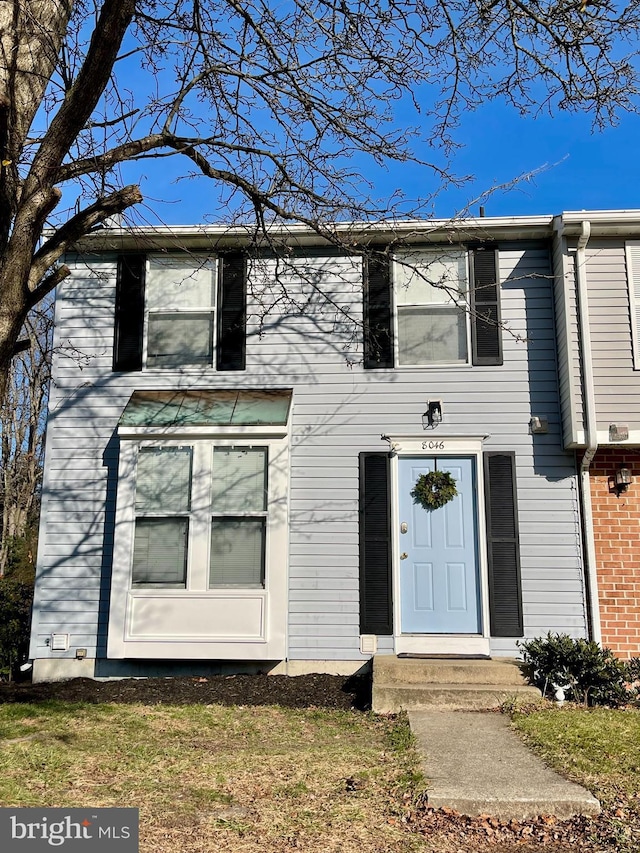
(558, 210, 640, 238)
(72, 215, 556, 253)
(567, 429, 640, 448)
(118, 425, 288, 440)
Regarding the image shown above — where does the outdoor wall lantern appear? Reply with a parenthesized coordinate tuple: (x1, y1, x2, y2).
(614, 466, 633, 493)
(422, 400, 443, 429)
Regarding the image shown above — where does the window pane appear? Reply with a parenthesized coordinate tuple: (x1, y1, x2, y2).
(212, 447, 267, 512)
(147, 313, 213, 367)
(136, 447, 192, 512)
(133, 518, 188, 587)
(397, 306, 468, 364)
(210, 518, 265, 588)
(146, 257, 215, 310)
(395, 250, 467, 306)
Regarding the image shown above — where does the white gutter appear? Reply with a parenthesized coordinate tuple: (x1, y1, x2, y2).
(72, 215, 555, 251)
(574, 219, 602, 643)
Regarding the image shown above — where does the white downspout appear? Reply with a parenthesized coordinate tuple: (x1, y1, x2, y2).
(575, 220, 602, 643)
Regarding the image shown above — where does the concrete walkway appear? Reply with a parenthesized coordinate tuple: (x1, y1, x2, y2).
(408, 710, 601, 821)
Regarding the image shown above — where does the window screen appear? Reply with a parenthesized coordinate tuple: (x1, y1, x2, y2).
(132, 518, 188, 587)
(147, 313, 213, 368)
(210, 447, 268, 588)
(209, 518, 266, 587)
(146, 258, 215, 310)
(397, 305, 467, 364)
(135, 447, 192, 512)
(212, 447, 267, 512)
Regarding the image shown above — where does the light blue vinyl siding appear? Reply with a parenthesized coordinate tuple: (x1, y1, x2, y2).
(585, 241, 640, 429)
(30, 244, 587, 665)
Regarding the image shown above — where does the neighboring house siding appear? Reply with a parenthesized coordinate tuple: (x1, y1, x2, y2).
(31, 244, 587, 667)
(585, 241, 640, 430)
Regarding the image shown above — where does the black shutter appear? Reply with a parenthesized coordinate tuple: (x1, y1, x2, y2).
(471, 247, 502, 366)
(363, 252, 393, 369)
(113, 254, 145, 372)
(359, 452, 393, 634)
(217, 253, 246, 371)
(484, 452, 523, 637)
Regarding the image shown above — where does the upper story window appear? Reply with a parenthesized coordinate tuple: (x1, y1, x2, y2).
(394, 249, 469, 366)
(113, 252, 246, 373)
(363, 244, 502, 370)
(145, 257, 217, 368)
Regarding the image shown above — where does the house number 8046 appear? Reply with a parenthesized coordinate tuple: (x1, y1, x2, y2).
(422, 440, 445, 450)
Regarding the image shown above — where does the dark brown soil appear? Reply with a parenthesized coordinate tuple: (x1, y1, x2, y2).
(0, 672, 371, 710)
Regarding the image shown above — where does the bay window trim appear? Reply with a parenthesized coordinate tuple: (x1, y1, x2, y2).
(108, 430, 289, 659)
(118, 425, 288, 440)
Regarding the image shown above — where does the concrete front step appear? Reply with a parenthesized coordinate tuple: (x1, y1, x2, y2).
(373, 682, 541, 713)
(372, 655, 541, 712)
(374, 655, 529, 686)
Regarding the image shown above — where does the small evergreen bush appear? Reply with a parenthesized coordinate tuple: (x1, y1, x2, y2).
(518, 633, 635, 707)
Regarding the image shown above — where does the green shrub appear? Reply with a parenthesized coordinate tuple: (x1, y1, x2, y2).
(518, 633, 634, 707)
(0, 575, 34, 680)
(626, 656, 640, 683)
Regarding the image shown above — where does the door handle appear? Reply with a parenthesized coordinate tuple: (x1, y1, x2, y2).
(400, 552, 408, 560)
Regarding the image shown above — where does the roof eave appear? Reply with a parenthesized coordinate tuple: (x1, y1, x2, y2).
(70, 215, 556, 253)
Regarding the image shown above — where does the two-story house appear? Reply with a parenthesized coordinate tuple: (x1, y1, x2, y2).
(28, 216, 596, 681)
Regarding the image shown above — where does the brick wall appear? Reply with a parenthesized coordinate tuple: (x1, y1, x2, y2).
(589, 448, 640, 657)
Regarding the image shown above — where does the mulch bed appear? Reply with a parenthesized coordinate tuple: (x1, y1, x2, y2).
(0, 672, 371, 710)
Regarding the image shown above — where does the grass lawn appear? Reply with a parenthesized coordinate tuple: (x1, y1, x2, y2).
(0, 701, 424, 853)
(511, 706, 640, 853)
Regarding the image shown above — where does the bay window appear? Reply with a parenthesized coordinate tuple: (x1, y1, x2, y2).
(109, 389, 290, 660)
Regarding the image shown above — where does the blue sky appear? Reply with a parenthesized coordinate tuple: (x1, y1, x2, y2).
(129, 98, 638, 226)
(432, 102, 636, 218)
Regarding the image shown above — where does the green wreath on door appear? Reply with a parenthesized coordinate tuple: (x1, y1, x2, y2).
(411, 470, 458, 510)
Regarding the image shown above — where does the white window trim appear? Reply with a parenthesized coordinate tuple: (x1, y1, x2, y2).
(142, 255, 218, 370)
(392, 249, 472, 369)
(108, 432, 289, 660)
(625, 241, 640, 370)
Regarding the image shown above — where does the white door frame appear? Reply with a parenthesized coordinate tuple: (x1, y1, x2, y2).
(388, 435, 491, 656)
